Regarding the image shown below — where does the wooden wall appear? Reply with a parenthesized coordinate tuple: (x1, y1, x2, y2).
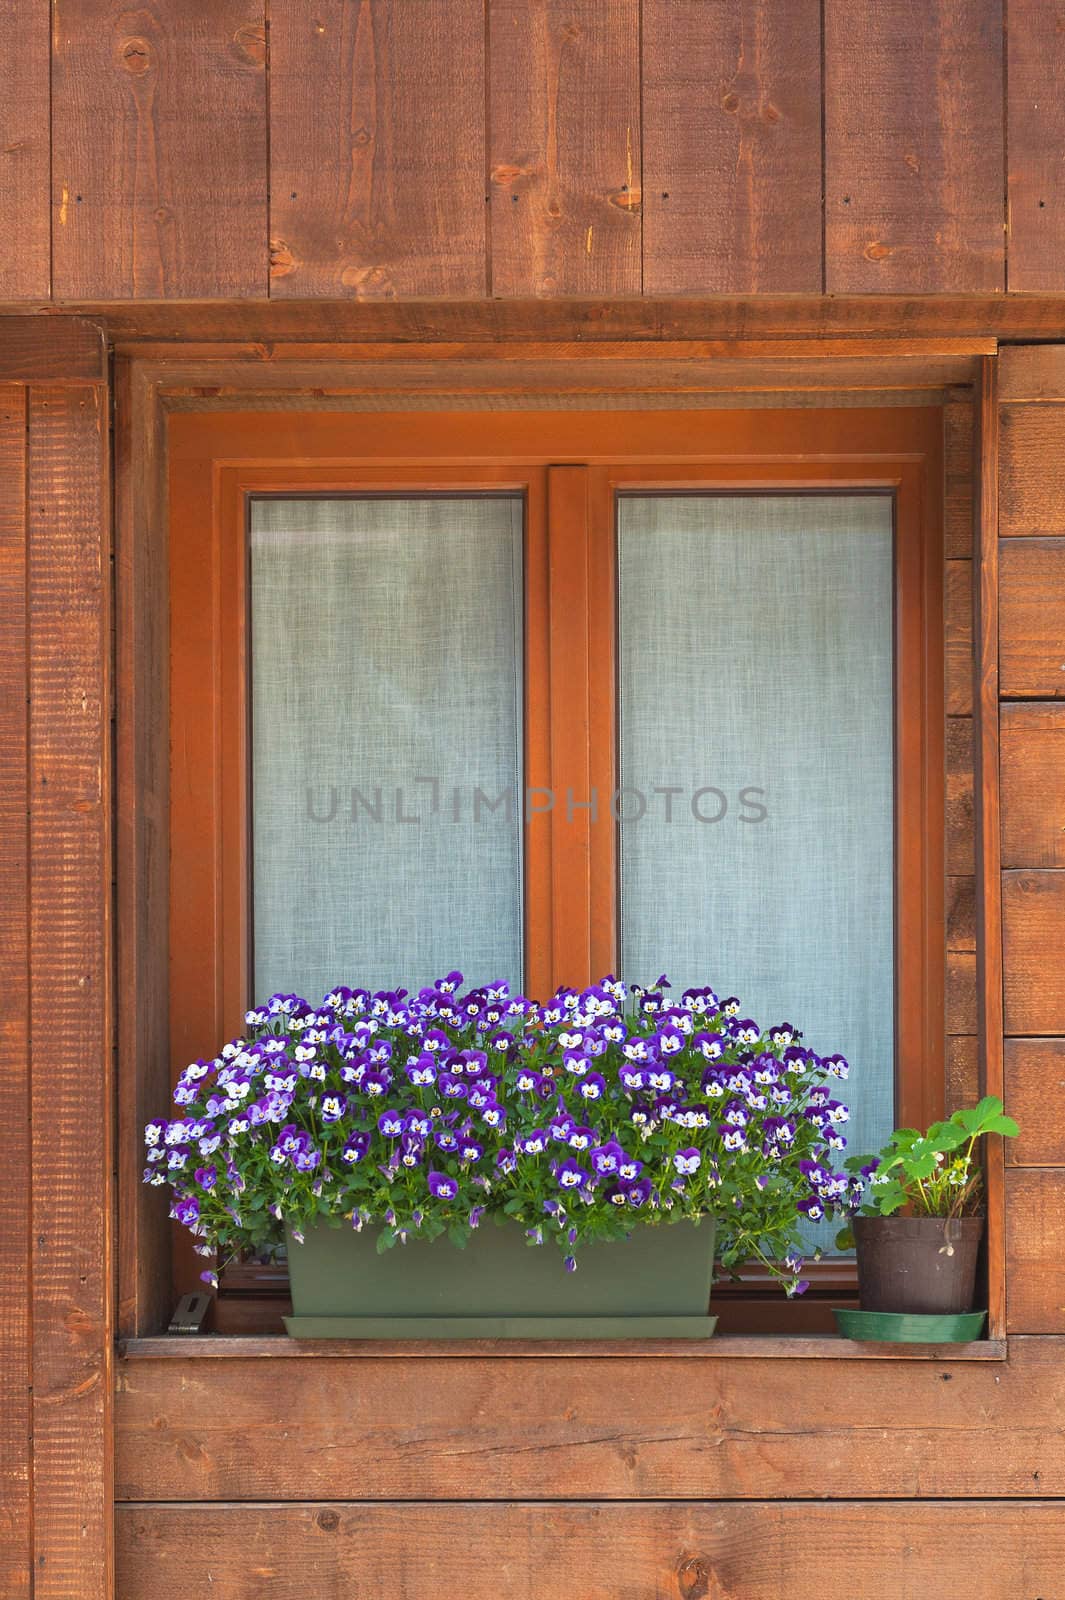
(3, 0, 1065, 302)
(998, 346, 1065, 1335)
(0, 324, 113, 1597)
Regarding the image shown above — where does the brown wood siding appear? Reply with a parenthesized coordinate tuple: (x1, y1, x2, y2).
(113, 1499, 1065, 1599)
(997, 346, 1065, 1334)
(489, 0, 641, 296)
(0, 324, 112, 1596)
(10, 1, 1065, 300)
(51, 0, 268, 299)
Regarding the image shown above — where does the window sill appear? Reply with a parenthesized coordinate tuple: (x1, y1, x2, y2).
(118, 1333, 1008, 1361)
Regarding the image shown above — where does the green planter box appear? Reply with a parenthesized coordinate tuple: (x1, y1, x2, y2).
(284, 1217, 717, 1339)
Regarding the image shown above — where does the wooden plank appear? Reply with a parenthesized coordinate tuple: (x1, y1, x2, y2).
(1000, 405, 1065, 536)
(51, 0, 267, 298)
(946, 875, 976, 951)
(1007, 1, 1065, 291)
(945, 558, 973, 714)
(35, 294, 1039, 345)
(947, 1034, 980, 1113)
(824, 0, 1005, 292)
(974, 356, 1005, 1339)
(488, 0, 639, 296)
(27, 386, 113, 1599)
(1004, 1039, 1065, 1165)
(0, 316, 107, 383)
(1002, 870, 1065, 1035)
(86, 354, 980, 397)
(0, 387, 30, 1598)
(642, 0, 822, 293)
(0, 1, 50, 298)
(114, 360, 171, 1338)
(947, 950, 978, 1035)
(118, 1333, 1006, 1362)
(1001, 702, 1065, 868)
(270, 0, 486, 298)
(1006, 1170, 1065, 1331)
(115, 1502, 1065, 1598)
(944, 399, 974, 559)
(113, 1342, 1065, 1503)
(999, 538, 1065, 697)
(946, 715, 974, 875)
(998, 344, 1065, 403)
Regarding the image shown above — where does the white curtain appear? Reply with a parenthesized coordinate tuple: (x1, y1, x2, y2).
(617, 494, 896, 1204)
(249, 496, 524, 1003)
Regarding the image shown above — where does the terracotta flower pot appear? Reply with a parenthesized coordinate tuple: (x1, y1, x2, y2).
(853, 1214, 984, 1314)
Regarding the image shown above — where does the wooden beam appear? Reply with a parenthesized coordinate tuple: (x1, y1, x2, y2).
(7, 295, 1065, 346)
(0, 315, 107, 382)
(974, 355, 1005, 1339)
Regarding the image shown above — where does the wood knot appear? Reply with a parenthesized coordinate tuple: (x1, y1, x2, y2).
(118, 37, 152, 76)
(762, 101, 781, 123)
(269, 238, 296, 278)
(863, 240, 894, 262)
(316, 1510, 340, 1533)
(678, 1554, 713, 1600)
(490, 162, 528, 188)
(232, 23, 266, 68)
(721, 91, 740, 113)
(561, 20, 581, 41)
(608, 186, 642, 213)
(352, 126, 372, 147)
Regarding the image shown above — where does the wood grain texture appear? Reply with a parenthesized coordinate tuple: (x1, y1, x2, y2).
(1006, 1170, 1065, 1331)
(946, 875, 976, 950)
(973, 355, 1005, 1337)
(27, 387, 113, 1598)
(1000, 537, 1065, 697)
(114, 360, 171, 1338)
(946, 1034, 979, 1112)
(1000, 405, 1065, 535)
(0, 1, 50, 298)
(56, 295, 1048, 344)
(489, 0, 640, 296)
(946, 716, 974, 875)
(51, 0, 267, 298)
(270, 0, 486, 298)
(1001, 702, 1065, 868)
(944, 399, 974, 559)
(115, 1501, 1065, 1598)
(1007, 0, 1065, 291)
(0, 388, 30, 1598)
(945, 558, 973, 715)
(1005, 1039, 1065, 1165)
(642, 0, 822, 293)
(114, 1341, 1063, 1503)
(0, 316, 107, 383)
(824, 0, 1005, 292)
(1002, 870, 1065, 1035)
(947, 950, 977, 1035)
(999, 344, 1065, 403)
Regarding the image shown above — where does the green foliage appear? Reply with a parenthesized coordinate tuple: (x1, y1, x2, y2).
(834, 1095, 1018, 1248)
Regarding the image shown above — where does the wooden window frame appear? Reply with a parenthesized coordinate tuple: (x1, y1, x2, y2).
(160, 403, 945, 1330)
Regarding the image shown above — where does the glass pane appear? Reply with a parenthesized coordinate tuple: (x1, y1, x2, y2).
(249, 496, 524, 1002)
(617, 494, 895, 1218)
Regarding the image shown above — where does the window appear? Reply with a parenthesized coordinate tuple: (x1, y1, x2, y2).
(168, 407, 945, 1322)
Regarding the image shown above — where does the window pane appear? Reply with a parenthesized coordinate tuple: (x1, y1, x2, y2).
(617, 494, 895, 1194)
(249, 496, 524, 1002)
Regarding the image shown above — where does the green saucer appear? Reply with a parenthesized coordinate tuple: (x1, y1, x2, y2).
(833, 1307, 987, 1343)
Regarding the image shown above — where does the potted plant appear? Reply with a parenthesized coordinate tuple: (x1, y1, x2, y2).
(833, 1096, 1019, 1343)
(146, 972, 858, 1337)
